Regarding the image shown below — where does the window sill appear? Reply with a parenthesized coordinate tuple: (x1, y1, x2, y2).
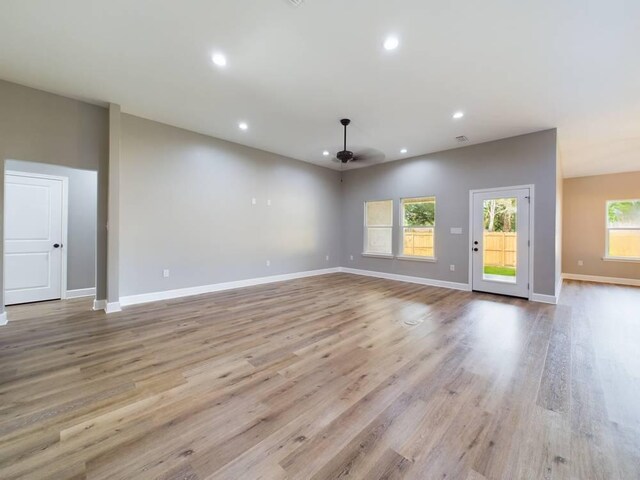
(395, 255, 437, 263)
(602, 256, 640, 263)
(361, 253, 394, 259)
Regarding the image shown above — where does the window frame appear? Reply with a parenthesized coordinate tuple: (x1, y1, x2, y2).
(397, 196, 437, 261)
(363, 199, 394, 257)
(604, 199, 640, 262)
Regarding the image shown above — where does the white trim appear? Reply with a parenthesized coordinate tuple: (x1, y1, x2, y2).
(5, 170, 69, 303)
(92, 299, 107, 311)
(0, 312, 7, 326)
(105, 302, 122, 313)
(531, 293, 558, 304)
(340, 267, 471, 291)
(602, 256, 640, 263)
(361, 253, 394, 259)
(562, 273, 640, 287)
(555, 276, 564, 299)
(468, 184, 535, 300)
(66, 288, 96, 299)
(120, 268, 341, 307)
(395, 255, 437, 263)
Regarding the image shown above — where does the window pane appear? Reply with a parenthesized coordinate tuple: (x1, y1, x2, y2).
(366, 200, 392, 226)
(608, 229, 640, 258)
(366, 228, 392, 254)
(403, 227, 434, 257)
(402, 197, 435, 227)
(482, 197, 517, 283)
(607, 200, 640, 228)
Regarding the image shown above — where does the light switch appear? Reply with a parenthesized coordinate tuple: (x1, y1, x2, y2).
(450, 227, 463, 235)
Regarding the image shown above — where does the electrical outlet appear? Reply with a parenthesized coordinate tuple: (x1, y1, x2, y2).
(267, 199, 272, 206)
(266, 260, 270, 267)
(350, 255, 354, 261)
(578, 260, 584, 266)
(450, 265, 455, 271)
(251, 197, 257, 205)
(163, 269, 170, 278)
(325, 255, 330, 261)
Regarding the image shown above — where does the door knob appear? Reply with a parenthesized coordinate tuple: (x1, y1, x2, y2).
(53, 243, 61, 248)
(474, 241, 479, 245)
(473, 247, 478, 252)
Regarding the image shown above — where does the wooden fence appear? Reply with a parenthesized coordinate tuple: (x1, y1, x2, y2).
(609, 230, 640, 257)
(403, 228, 434, 257)
(484, 232, 517, 267)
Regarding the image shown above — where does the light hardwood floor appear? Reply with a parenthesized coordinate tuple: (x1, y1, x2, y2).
(1, 274, 639, 479)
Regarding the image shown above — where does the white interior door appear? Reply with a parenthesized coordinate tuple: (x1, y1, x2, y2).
(5, 172, 65, 305)
(472, 187, 530, 298)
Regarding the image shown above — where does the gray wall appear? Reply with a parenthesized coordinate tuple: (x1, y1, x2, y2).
(0, 80, 109, 310)
(5, 160, 97, 291)
(341, 129, 559, 296)
(119, 114, 342, 297)
(1, 78, 560, 305)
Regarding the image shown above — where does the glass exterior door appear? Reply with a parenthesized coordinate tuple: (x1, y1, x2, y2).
(472, 188, 530, 298)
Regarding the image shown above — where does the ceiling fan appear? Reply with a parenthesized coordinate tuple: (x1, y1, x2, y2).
(331, 119, 385, 166)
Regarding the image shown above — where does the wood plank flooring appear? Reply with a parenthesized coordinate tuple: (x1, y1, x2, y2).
(1, 274, 639, 479)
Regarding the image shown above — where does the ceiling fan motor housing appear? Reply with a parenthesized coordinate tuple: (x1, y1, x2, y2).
(337, 150, 354, 163)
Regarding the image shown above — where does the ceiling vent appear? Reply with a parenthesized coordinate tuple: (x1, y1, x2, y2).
(456, 135, 469, 143)
(287, 0, 305, 6)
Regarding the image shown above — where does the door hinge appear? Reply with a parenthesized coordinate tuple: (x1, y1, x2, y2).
(528, 240, 530, 247)
(525, 195, 530, 203)
(527, 283, 530, 290)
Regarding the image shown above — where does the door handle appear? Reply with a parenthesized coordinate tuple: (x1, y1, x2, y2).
(53, 243, 62, 248)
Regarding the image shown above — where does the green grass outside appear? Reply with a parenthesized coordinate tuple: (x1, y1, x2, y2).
(484, 266, 516, 276)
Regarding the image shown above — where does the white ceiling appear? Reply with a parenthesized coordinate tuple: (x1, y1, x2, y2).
(1, 0, 639, 177)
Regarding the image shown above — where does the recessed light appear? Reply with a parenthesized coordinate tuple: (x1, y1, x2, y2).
(453, 111, 464, 119)
(400, 148, 408, 154)
(383, 36, 400, 51)
(323, 150, 330, 156)
(212, 53, 227, 67)
(238, 122, 248, 130)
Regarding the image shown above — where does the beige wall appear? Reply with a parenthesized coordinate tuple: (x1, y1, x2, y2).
(563, 171, 640, 280)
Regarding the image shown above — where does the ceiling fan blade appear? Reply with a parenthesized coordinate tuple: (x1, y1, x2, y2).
(352, 148, 386, 165)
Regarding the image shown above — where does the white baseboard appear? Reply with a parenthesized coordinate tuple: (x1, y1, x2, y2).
(339, 267, 471, 291)
(66, 288, 96, 299)
(92, 299, 107, 311)
(556, 276, 564, 299)
(562, 273, 640, 287)
(533, 276, 564, 306)
(341, 266, 562, 304)
(120, 267, 341, 307)
(531, 293, 558, 305)
(105, 302, 122, 313)
(0, 312, 7, 326)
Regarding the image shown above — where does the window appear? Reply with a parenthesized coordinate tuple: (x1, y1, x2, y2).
(606, 200, 640, 260)
(364, 200, 393, 255)
(401, 197, 435, 258)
